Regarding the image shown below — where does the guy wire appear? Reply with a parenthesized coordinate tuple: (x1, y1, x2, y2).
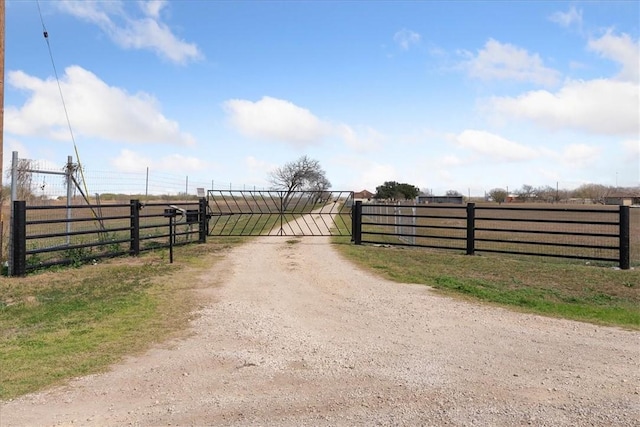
(36, 0, 90, 199)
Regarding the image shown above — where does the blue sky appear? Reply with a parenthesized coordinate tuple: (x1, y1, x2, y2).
(4, 0, 639, 196)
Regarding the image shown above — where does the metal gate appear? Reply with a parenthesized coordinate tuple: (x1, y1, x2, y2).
(207, 190, 354, 236)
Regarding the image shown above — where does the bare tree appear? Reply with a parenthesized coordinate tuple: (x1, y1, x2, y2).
(516, 184, 535, 202)
(488, 188, 508, 204)
(573, 183, 612, 204)
(269, 156, 331, 208)
(445, 189, 462, 197)
(4, 159, 35, 201)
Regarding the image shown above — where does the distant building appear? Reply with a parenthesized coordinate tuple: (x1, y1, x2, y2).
(417, 195, 464, 204)
(604, 192, 640, 206)
(353, 189, 375, 201)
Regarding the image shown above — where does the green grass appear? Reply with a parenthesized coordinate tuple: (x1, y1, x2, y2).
(0, 240, 240, 400)
(332, 241, 640, 329)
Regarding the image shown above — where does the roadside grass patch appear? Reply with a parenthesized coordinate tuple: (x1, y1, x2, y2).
(333, 243, 640, 329)
(0, 241, 237, 400)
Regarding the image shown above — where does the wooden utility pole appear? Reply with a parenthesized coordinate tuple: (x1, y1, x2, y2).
(0, 0, 5, 264)
(0, 0, 5, 193)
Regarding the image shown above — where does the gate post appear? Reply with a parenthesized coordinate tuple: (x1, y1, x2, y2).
(353, 201, 362, 245)
(130, 200, 140, 256)
(351, 201, 356, 242)
(619, 206, 630, 270)
(11, 201, 26, 277)
(466, 202, 475, 255)
(198, 197, 207, 243)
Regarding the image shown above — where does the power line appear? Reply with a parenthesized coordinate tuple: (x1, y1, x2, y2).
(36, 0, 90, 199)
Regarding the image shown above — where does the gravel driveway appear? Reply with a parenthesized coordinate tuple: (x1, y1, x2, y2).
(2, 236, 639, 426)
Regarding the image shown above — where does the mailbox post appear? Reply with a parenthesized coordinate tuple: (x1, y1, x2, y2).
(164, 207, 178, 263)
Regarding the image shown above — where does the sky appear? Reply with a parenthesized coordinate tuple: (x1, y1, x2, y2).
(3, 0, 639, 196)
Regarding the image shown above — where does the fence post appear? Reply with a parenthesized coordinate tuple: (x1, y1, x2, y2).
(198, 197, 207, 243)
(466, 202, 475, 255)
(130, 200, 140, 256)
(353, 201, 362, 245)
(11, 201, 26, 277)
(351, 201, 356, 242)
(619, 206, 630, 270)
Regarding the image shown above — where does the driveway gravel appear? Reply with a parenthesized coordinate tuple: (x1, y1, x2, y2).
(1, 236, 639, 426)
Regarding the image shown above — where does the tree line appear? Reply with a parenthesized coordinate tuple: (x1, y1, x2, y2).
(266, 157, 635, 205)
(486, 183, 636, 204)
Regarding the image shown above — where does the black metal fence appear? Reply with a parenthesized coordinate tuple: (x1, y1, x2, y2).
(9, 197, 635, 274)
(10, 199, 208, 276)
(352, 202, 633, 269)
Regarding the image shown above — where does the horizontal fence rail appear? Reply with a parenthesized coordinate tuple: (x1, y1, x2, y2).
(10, 199, 208, 276)
(207, 190, 353, 236)
(353, 201, 632, 269)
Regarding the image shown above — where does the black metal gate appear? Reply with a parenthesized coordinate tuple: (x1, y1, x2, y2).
(207, 190, 354, 237)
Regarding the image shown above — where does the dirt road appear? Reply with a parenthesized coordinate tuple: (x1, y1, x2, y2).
(2, 236, 639, 426)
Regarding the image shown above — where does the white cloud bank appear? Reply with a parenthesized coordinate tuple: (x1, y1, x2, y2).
(562, 144, 600, 168)
(454, 130, 539, 161)
(489, 78, 638, 136)
(112, 149, 207, 173)
(6, 66, 195, 145)
(622, 140, 640, 161)
(462, 39, 560, 86)
(223, 96, 332, 147)
(57, 0, 202, 65)
(588, 30, 639, 82)
(223, 96, 383, 151)
(488, 32, 639, 137)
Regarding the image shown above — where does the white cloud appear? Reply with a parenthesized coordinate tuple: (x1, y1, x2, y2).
(141, 0, 166, 19)
(332, 154, 397, 191)
(5, 66, 195, 145)
(245, 156, 278, 181)
(57, 0, 202, 64)
(439, 155, 466, 167)
(538, 143, 600, 170)
(393, 29, 421, 51)
(223, 97, 388, 152)
(155, 153, 207, 172)
(549, 6, 583, 28)
(622, 140, 640, 159)
(588, 31, 639, 82)
(223, 96, 332, 147)
(358, 162, 397, 192)
(336, 124, 384, 151)
(454, 130, 539, 161)
(2, 138, 29, 174)
(111, 149, 152, 172)
(489, 78, 639, 136)
(536, 167, 561, 182)
(559, 143, 601, 168)
(462, 39, 560, 86)
(111, 149, 206, 173)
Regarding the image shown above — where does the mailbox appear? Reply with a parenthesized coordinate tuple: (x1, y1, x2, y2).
(186, 209, 199, 224)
